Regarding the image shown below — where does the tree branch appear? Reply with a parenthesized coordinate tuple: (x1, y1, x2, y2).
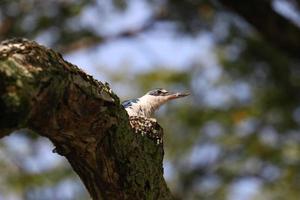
(219, 0, 300, 59)
(0, 38, 173, 200)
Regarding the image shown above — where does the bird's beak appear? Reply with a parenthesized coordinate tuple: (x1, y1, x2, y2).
(166, 91, 190, 100)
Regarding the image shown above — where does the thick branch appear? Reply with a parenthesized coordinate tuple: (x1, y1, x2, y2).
(0, 38, 172, 200)
(219, 0, 300, 59)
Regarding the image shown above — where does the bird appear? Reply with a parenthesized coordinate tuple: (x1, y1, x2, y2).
(122, 88, 189, 118)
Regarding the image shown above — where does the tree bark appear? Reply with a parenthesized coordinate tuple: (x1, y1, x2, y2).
(0, 38, 173, 200)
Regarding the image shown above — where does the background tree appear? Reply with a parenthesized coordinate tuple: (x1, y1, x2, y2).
(0, 0, 300, 199)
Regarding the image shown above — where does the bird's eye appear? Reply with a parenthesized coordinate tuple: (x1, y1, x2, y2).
(148, 89, 167, 96)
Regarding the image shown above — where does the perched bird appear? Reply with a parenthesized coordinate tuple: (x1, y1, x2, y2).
(122, 88, 189, 118)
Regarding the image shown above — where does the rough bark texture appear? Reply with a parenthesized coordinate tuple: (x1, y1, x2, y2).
(219, 0, 300, 59)
(0, 38, 173, 200)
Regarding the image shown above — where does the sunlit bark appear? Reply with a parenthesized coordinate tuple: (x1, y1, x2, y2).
(0, 38, 173, 200)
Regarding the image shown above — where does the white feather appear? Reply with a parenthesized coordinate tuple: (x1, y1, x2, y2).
(125, 94, 169, 117)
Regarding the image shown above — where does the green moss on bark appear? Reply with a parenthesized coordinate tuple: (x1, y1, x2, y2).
(0, 38, 173, 199)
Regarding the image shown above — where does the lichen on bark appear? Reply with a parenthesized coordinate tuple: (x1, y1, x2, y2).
(0, 38, 173, 200)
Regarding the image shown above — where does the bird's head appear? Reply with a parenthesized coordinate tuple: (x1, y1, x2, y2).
(142, 88, 190, 108)
(146, 88, 189, 99)
(123, 88, 189, 117)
